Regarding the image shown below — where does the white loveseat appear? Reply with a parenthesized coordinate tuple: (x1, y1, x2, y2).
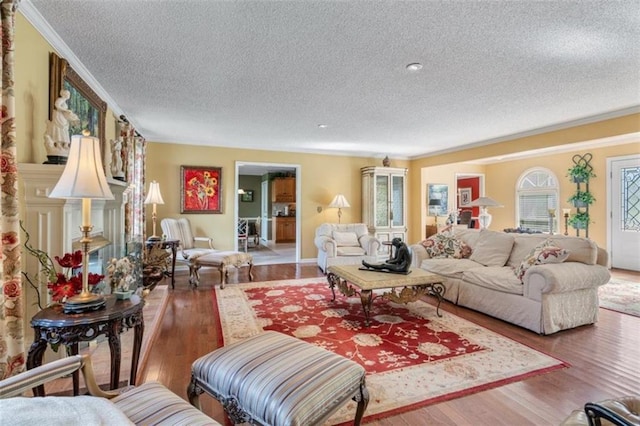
(314, 223, 380, 273)
(410, 228, 610, 335)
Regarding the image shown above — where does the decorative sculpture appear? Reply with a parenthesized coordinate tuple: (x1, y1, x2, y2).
(111, 137, 125, 180)
(43, 89, 80, 164)
(361, 237, 412, 274)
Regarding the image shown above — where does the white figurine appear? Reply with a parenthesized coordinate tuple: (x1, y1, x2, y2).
(111, 137, 125, 179)
(44, 89, 79, 163)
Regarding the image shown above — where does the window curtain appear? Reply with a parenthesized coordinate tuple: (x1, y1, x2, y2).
(120, 120, 146, 243)
(0, 0, 24, 379)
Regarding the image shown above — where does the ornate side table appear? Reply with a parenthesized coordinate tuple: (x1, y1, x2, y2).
(27, 295, 144, 396)
(146, 238, 179, 289)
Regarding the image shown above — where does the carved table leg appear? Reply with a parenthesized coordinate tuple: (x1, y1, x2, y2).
(326, 272, 338, 301)
(130, 312, 144, 386)
(68, 343, 80, 395)
(219, 265, 227, 289)
(107, 321, 122, 390)
(360, 290, 374, 326)
(247, 262, 254, 282)
(170, 245, 177, 289)
(430, 282, 446, 317)
(26, 333, 48, 396)
(190, 263, 201, 287)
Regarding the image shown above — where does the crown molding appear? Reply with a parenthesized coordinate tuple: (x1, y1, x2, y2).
(19, 1, 126, 121)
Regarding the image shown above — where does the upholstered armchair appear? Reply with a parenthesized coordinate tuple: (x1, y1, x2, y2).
(314, 223, 380, 273)
(160, 217, 216, 262)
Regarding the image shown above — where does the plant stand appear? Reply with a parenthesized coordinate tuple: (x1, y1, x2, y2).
(569, 153, 593, 238)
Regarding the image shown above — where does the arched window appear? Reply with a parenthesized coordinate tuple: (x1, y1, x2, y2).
(517, 168, 559, 232)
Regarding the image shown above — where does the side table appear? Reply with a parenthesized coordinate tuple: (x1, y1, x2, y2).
(27, 295, 144, 396)
(146, 238, 179, 289)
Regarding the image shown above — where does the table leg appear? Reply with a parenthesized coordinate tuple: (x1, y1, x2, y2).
(360, 290, 374, 326)
(130, 312, 144, 386)
(107, 321, 122, 390)
(170, 245, 177, 289)
(26, 334, 48, 396)
(68, 344, 80, 395)
(326, 272, 338, 301)
(430, 283, 446, 317)
(247, 262, 254, 282)
(219, 265, 226, 289)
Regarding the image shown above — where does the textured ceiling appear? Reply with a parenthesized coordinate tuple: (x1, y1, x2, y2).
(23, 0, 640, 159)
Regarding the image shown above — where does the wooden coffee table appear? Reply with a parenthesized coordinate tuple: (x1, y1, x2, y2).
(327, 264, 445, 326)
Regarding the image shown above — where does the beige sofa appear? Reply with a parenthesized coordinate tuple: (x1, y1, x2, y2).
(314, 223, 380, 273)
(410, 228, 610, 335)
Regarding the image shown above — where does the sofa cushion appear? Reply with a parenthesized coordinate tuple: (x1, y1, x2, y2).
(332, 231, 360, 247)
(469, 230, 515, 267)
(506, 234, 550, 268)
(462, 266, 524, 295)
(552, 236, 598, 265)
(420, 233, 472, 259)
(420, 258, 483, 279)
(515, 239, 570, 282)
(336, 246, 366, 256)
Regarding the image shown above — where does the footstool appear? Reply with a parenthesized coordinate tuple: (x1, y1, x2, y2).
(187, 331, 369, 426)
(189, 251, 254, 288)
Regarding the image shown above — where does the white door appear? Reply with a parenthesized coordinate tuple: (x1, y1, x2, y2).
(610, 155, 640, 270)
(261, 180, 269, 241)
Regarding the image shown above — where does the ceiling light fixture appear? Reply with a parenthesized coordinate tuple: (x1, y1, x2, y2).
(406, 63, 423, 71)
(318, 124, 328, 129)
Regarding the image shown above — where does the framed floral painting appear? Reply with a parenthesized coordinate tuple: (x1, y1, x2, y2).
(180, 166, 223, 213)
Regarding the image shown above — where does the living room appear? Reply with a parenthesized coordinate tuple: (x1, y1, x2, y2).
(4, 1, 640, 425)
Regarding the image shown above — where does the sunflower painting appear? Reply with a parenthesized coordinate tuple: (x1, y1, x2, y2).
(180, 166, 223, 213)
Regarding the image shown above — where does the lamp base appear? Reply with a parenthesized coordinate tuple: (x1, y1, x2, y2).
(63, 293, 106, 314)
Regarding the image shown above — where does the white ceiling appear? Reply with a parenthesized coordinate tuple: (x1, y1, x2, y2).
(22, 0, 640, 160)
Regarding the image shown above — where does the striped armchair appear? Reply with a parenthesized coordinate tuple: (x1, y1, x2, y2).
(0, 354, 220, 425)
(160, 217, 217, 261)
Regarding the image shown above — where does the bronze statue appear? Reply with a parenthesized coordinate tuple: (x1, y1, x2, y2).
(361, 237, 412, 274)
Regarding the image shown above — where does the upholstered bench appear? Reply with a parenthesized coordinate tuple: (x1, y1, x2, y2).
(187, 331, 369, 426)
(189, 251, 254, 288)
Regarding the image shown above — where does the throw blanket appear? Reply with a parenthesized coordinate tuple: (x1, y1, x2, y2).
(0, 395, 134, 425)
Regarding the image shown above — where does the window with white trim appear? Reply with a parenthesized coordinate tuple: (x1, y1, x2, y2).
(517, 168, 559, 232)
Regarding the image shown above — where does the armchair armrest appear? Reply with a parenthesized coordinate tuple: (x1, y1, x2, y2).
(314, 235, 337, 257)
(409, 243, 430, 268)
(194, 237, 214, 249)
(358, 234, 380, 255)
(0, 355, 116, 399)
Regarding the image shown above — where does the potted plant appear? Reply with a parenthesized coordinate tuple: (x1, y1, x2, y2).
(568, 191, 596, 208)
(568, 211, 590, 229)
(567, 164, 596, 183)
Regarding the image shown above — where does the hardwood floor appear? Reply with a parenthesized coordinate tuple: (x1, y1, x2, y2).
(140, 266, 640, 425)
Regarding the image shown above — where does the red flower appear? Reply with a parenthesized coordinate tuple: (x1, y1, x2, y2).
(3, 280, 20, 298)
(55, 250, 83, 268)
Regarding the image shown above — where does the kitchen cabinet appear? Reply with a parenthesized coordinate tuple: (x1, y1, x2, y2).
(275, 217, 296, 242)
(361, 166, 407, 256)
(272, 177, 295, 202)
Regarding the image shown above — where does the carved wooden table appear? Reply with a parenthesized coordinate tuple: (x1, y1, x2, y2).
(27, 295, 144, 396)
(327, 264, 445, 326)
(146, 238, 179, 289)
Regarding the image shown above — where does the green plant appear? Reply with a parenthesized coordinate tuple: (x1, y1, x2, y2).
(568, 191, 596, 205)
(567, 164, 596, 182)
(568, 211, 590, 229)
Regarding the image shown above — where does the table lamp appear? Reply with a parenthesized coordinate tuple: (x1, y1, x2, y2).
(144, 180, 165, 240)
(468, 196, 502, 229)
(428, 198, 442, 225)
(329, 194, 350, 223)
(49, 131, 114, 313)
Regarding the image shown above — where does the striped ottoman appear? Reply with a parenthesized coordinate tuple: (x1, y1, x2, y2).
(187, 331, 369, 426)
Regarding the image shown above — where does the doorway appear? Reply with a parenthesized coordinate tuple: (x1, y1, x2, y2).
(235, 161, 301, 265)
(608, 154, 640, 271)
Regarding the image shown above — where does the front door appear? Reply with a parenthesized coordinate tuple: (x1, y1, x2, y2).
(610, 155, 640, 271)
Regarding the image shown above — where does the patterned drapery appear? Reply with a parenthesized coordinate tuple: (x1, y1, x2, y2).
(0, 0, 24, 379)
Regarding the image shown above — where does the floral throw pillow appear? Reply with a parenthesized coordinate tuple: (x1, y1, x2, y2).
(420, 233, 472, 259)
(514, 239, 570, 282)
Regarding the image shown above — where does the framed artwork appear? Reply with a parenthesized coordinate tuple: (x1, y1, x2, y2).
(49, 53, 107, 157)
(459, 188, 472, 206)
(180, 165, 223, 214)
(427, 184, 449, 215)
(240, 190, 254, 202)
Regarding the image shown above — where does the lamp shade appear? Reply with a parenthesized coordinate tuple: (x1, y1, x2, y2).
(329, 194, 350, 209)
(468, 196, 502, 208)
(144, 181, 165, 205)
(49, 134, 114, 200)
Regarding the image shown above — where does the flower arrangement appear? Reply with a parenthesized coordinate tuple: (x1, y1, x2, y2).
(106, 256, 137, 293)
(22, 226, 104, 305)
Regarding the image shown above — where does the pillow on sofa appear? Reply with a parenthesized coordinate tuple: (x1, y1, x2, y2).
(469, 230, 515, 267)
(514, 239, 570, 282)
(420, 233, 472, 259)
(332, 231, 360, 247)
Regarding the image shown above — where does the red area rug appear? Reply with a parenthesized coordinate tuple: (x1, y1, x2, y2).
(213, 278, 568, 424)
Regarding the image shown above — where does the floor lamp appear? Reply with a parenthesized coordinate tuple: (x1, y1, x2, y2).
(49, 131, 114, 313)
(329, 194, 350, 223)
(144, 180, 165, 240)
(468, 196, 502, 229)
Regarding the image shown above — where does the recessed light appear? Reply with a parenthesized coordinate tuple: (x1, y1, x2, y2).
(406, 63, 423, 71)
(318, 124, 328, 129)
